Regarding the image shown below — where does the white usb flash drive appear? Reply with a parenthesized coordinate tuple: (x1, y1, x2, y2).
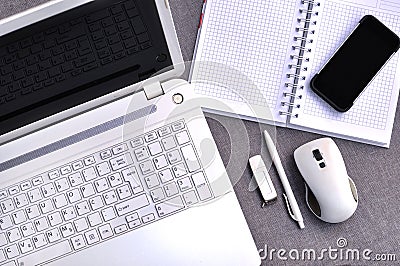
(249, 155, 277, 207)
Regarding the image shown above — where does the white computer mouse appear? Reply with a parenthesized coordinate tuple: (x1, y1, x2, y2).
(293, 138, 358, 223)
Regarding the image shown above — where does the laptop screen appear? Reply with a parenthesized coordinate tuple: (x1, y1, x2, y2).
(0, 0, 173, 137)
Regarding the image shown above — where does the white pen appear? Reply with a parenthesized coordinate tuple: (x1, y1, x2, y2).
(264, 130, 305, 229)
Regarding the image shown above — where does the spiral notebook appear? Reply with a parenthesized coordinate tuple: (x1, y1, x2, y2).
(190, 0, 400, 147)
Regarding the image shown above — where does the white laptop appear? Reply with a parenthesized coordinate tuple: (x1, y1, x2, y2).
(0, 0, 260, 265)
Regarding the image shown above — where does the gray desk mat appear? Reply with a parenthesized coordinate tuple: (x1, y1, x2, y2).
(1, 1, 399, 265)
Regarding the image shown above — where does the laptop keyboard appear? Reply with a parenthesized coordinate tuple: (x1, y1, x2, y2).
(0, 0, 151, 116)
(0, 120, 213, 265)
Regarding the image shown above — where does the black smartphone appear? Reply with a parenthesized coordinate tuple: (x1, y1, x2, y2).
(310, 15, 400, 112)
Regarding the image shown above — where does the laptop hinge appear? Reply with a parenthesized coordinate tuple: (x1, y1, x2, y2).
(143, 81, 164, 100)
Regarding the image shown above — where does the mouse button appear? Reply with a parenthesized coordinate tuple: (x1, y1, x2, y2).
(305, 183, 321, 217)
(348, 177, 358, 202)
(312, 149, 323, 161)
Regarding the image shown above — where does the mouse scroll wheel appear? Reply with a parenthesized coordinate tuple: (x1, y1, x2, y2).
(312, 149, 323, 161)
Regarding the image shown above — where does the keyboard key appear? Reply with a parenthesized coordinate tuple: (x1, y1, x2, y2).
(172, 163, 187, 178)
(53, 194, 68, 209)
(71, 235, 86, 250)
(156, 196, 184, 217)
(7, 228, 22, 242)
(99, 224, 113, 239)
(125, 213, 139, 223)
(86, 9, 110, 23)
(88, 212, 102, 227)
(21, 222, 35, 237)
(18, 240, 72, 265)
(103, 190, 118, 205)
(32, 176, 44, 186)
(69, 172, 84, 187)
(26, 205, 40, 219)
(84, 156, 96, 166)
(128, 220, 141, 228)
(74, 217, 88, 232)
(110, 153, 134, 171)
(81, 183, 96, 198)
(139, 160, 154, 175)
(48, 170, 60, 180)
(141, 213, 155, 223)
(67, 189, 82, 203)
(177, 177, 193, 192)
(176, 131, 190, 145)
(100, 150, 112, 160)
(0, 233, 7, 246)
(48, 212, 63, 226)
(164, 182, 179, 197)
(55, 178, 70, 192)
(101, 207, 116, 221)
(72, 161, 84, 171)
(85, 229, 100, 245)
(5, 243, 20, 259)
(131, 17, 146, 34)
(39, 199, 54, 214)
(134, 147, 149, 161)
(121, 168, 143, 194)
(94, 178, 109, 192)
(114, 224, 127, 234)
(108, 173, 123, 187)
(60, 166, 72, 175)
(111, 4, 123, 14)
(183, 190, 199, 206)
(159, 169, 174, 184)
(144, 174, 159, 189)
(0, 199, 15, 213)
(0, 216, 13, 230)
(56, 26, 85, 44)
(0, 191, 7, 200)
(148, 141, 163, 156)
(158, 127, 171, 137)
(0, 250, 5, 263)
(166, 150, 182, 164)
(82, 167, 98, 181)
(89, 196, 104, 210)
(42, 183, 56, 197)
(150, 187, 165, 203)
(19, 238, 34, 254)
(115, 194, 149, 216)
(14, 194, 28, 208)
(34, 217, 49, 232)
(116, 185, 132, 200)
(62, 206, 77, 221)
(76, 201, 90, 216)
(112, 144, 127, 155)
(172, 121, 185, 131)
(60, 223, 75, 238)
(191, 172, 212, 201)
(96, 162, 111, 176)
(144, 132, 157, 142)
(46, 228, 61, 243)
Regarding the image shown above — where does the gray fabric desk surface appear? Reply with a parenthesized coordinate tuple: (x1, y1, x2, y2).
(1, 1, 399, 265)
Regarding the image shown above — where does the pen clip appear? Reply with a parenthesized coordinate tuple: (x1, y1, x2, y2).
(283, 193, 300, 222)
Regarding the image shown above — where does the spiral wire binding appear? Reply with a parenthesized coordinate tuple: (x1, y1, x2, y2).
(279, 0, 320, 118)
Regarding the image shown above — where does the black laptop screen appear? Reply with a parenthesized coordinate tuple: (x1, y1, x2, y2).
(0, 0, 173, 137)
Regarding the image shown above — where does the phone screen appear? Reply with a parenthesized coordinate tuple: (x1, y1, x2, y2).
(311, 15, 400, 112)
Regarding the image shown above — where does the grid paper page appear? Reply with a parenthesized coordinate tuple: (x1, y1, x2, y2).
(302, 0, 400, 130)
(191, 0, 300, 122)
